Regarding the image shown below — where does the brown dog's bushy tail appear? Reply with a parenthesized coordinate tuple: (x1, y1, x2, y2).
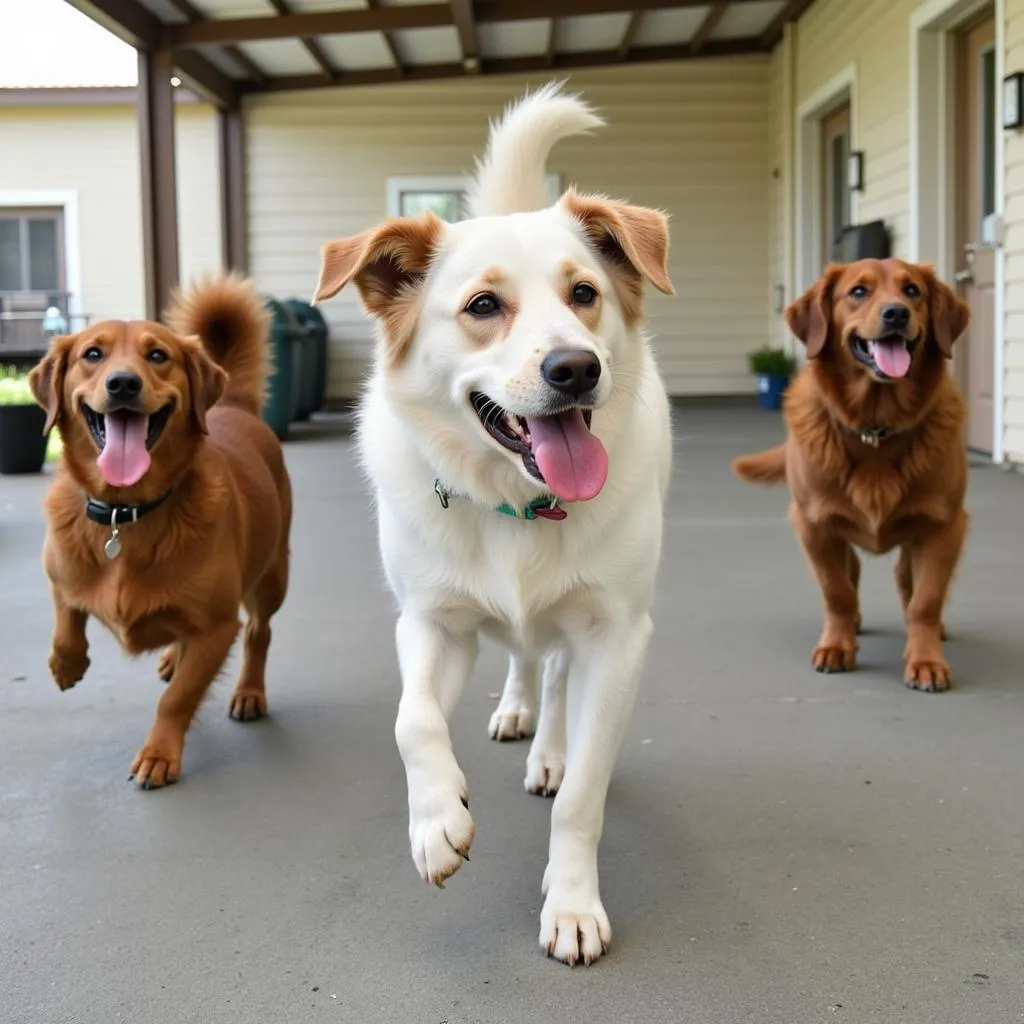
(732, 443, 788, 485)
(166, 273, 271, 415)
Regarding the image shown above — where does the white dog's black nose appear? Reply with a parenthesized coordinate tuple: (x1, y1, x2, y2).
(541, 349, 601, 398)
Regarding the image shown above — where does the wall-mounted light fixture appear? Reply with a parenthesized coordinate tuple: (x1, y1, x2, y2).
(848, 151, 864, 192)
(1003, 72, 1024, 130)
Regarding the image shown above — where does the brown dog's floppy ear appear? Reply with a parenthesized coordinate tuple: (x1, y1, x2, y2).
(182, 338, 227, 435)
(28, 335, 73, 434)
(786, 265, 843, 359)
(561, 189, 674, 322)
(923, 266, 970, 358)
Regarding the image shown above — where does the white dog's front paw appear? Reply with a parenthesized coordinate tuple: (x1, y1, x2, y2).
(408, 784, 475, 888)
(524, 746, 565, 797)
(487, 702, 536, 742)
(539, 886, 612, 967)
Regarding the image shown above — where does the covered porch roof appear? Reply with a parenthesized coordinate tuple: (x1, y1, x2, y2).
(63, 0, 815, 318)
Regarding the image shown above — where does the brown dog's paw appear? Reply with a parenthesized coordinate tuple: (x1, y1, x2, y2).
(228, 689, 268, 722)
(49, 648, 89, 691)
(904, 658, 952, 693)
(812, 644, 856, 673)
(157, 645, 178, 682)
(129, 743, 182, 790)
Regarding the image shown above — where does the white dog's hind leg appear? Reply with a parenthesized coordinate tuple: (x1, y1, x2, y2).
(488, 652, 537, 741)
(395, 613, 478, 888)
(539, 614, 653, 966)
(525, 646, 567, 797)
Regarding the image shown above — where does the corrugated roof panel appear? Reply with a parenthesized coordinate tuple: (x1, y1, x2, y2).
(318, 32, 397, 71)
(478, 19, 549, 60)
(631, 8, 709, 48)
(712, 0, 786, 39)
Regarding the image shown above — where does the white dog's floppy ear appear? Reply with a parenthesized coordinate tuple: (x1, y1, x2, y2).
(313, 212, 443, 364)
(561, 188, 674, 323)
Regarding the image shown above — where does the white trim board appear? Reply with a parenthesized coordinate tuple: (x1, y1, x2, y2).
(908, 0, 1005, 463)
(794, 63, 859, 296)
(0, 189, 83, 319)
(386, 173, 561, 219)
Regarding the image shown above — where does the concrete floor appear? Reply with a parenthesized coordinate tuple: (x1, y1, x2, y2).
(3, 404, 1024, 1024)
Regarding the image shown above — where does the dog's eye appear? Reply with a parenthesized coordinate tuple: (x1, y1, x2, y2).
(466, 293, 501, 317)
(147, 349, 169, 365)
(903, 283, 921, 298)
(849, 285, 869, 299)
(82, 346, 104, 363)
(572, 283, 598, 306)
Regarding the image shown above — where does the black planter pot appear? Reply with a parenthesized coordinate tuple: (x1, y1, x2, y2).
(0, 404, 48, 474)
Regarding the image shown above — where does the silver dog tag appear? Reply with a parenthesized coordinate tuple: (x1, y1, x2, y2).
(104, 511, 122, 560)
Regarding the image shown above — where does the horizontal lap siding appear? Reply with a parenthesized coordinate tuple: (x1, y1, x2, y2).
(794, 0, 918, 257)
(245, 60, 772, 401)
(1003, 2, 1024, 461)
(0, 102, 222, 323)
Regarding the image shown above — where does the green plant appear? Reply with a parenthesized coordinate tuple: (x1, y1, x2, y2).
(747, 346, 797, 377)
(0, 366, 37, 405)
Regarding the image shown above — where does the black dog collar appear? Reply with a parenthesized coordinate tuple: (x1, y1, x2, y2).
(84, 490, 172, 527)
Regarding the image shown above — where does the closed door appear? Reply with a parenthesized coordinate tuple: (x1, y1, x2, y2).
(955, 13, 997, 454)
(821, 103, 851, 265)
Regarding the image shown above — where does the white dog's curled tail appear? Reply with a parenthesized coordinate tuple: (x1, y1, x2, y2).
(466, 80, 604, 218)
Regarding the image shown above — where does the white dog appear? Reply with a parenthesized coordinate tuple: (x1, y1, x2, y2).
(314, 82, 673, 966)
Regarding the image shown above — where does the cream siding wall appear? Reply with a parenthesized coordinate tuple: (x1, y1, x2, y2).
(794, 0, 920, 258)
(1003, 0, 1024, 461)
(767, 40, 790, 351)
(244, 60, 772, 401)
(0, 101, 221, 324)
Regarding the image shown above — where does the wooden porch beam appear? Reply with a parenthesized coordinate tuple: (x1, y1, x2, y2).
(367, 0, 405, 75)
(165, 0, 266, 82)
(165, 0, 774, 47)
(690, 1, 729, 54)
(761, 0, 818, 49)
(266, 0, 338, 82)
(218, 106, 248, 274)
(62, 0, 239, 107)
(137, 48, 180, 320)
(546, 18, 558, 67)
(242, 36, 766, 94)
(451, 0, 480, 72)
(617, 11, 643, 60)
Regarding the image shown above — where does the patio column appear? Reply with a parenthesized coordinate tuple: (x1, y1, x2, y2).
(137, 47, 180, 320)
(218, 105, 248, 274)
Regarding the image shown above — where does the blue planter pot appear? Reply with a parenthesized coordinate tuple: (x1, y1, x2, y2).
(756, 372, 790, 411)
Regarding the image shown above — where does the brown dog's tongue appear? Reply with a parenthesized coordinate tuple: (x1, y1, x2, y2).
(874, 339, 911, 379)
(96, 411, 151, 487)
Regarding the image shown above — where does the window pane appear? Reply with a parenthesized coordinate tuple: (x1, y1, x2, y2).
(400, 191, 464, 222)
(28, 218, 59, 291)
(0, 219, 22, 291)
(981, 47, 996, 219)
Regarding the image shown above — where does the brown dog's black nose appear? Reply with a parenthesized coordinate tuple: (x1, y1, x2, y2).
(105, 371, 143, 401)
(880, 303, 911, 331)
(541, 349, 601, 398)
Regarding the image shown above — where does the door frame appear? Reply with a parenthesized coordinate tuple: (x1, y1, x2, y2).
(0, 189, 82, 319)
(795, 63, 859, 296)
(909, 0, 1005, 463)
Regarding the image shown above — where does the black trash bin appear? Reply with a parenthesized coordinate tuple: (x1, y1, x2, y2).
(285, 299, 329, 415)
(261, 298, 299, 440)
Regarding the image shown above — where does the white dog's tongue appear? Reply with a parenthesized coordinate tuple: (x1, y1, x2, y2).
(873, 338, 911, 379)
(525, 409, 608, 502)
(96, 411, 151, 487)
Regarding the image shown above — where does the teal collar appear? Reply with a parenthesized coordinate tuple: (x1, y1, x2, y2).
(434, 479, 567, 521)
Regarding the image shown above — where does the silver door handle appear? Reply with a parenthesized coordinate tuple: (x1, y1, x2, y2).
(954, 268, 973, 284)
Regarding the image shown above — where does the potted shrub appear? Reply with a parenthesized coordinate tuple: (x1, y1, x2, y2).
(0, 366, 49, 474)
(747, 346, 797, 411)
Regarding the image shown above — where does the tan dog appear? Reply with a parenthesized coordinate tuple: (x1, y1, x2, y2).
(734, 259, 970, 691)
(30, 275, 292, 786)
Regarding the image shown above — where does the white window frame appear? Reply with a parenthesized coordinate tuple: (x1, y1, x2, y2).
(0, 189, 82, 318)
(386, 173, 562, 220)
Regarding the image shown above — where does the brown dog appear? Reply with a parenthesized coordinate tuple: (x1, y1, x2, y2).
(734, 259, 970, 691)
(29, 275, 292, 786)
